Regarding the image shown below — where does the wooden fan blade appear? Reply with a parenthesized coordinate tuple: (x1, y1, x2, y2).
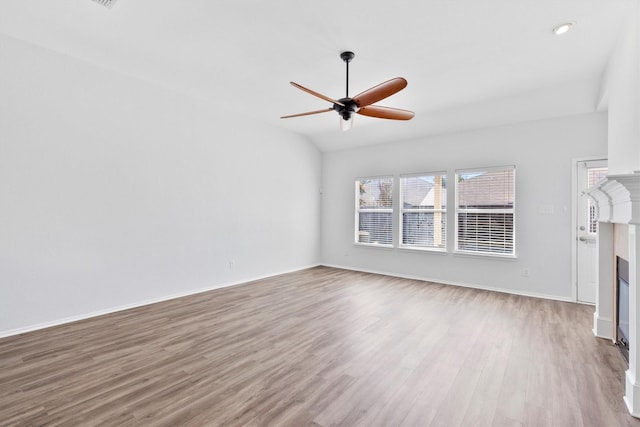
(353, 77, 408, 107)
(290, 82, 345, 107)
(281, 108, 334, 119)
(357, 105, 415, 120)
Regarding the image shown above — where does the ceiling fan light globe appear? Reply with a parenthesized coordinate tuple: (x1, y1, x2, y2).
(340, 115, 353, 131)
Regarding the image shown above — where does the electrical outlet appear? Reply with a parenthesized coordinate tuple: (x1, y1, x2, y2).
(522, 268, 530, 277)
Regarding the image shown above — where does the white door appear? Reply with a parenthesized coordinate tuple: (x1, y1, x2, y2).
(576, 159, 607, 303)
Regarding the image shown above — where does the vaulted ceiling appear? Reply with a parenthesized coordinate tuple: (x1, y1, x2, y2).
(0, 0, 630, 151)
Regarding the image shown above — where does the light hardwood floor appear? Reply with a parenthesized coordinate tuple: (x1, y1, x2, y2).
(1, 266, 638, 426)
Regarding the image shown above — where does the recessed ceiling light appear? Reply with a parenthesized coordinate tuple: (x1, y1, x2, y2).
(553, 21, 575, 35)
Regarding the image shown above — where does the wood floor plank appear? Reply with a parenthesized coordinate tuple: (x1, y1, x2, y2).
(0, 266, 639, 426)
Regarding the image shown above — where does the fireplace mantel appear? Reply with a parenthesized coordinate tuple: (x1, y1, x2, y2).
(587, 174, 640, 224)
(588, 173, 640, 417)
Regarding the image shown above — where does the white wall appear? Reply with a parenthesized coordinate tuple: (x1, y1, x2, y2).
(606, 3, 640, 175)
(0, 35, 322, 336)
(321, 113, 607, 300)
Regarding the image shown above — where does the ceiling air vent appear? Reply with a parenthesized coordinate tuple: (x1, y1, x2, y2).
(91, 0, 118, 8)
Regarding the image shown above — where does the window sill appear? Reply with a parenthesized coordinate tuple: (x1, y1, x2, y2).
(398, 246, 447, 254)
(453, 250, 518, 260)
(353, 242, 394, 250)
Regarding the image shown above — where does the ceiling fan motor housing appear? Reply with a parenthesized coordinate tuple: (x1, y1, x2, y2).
(334, 97, 358, 120)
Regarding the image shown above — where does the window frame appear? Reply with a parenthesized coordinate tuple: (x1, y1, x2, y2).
(399, 172, 447, 252)
(354, 176, 394, 248)
(454, 165, 516, 258)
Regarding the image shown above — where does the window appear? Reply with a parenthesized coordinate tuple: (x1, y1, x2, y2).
(587, 166, 608, 233)
(455, 166, 515, 256)
(355, 177, 393, 246)
(400, 173, 447, 250)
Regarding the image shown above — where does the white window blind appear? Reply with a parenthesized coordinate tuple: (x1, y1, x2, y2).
(400, 173, 446, 250)
(455, 166, 515, 256)
(355, 177, 393, 246)
(587, 166, 608, 233)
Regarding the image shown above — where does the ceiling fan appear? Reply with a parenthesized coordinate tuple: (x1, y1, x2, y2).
(281, 51, 414, 131)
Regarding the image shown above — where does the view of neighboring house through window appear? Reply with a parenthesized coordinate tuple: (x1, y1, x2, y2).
(400, 173, 446, 250)
(355, 177, 393, 246)
(455, 166, 516, 256)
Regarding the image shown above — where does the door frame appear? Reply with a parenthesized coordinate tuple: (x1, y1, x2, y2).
(571, 155, 607, 303)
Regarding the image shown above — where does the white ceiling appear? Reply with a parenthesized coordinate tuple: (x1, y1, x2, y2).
(0, 0, 630, 151)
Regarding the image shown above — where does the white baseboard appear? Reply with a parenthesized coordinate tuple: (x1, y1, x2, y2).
(625, 370, 640, 419)
(592, 312, 614, 339)
(1, 263, 574, 339)
(0, 264, 320, 339)
(321, 263, 575, 303)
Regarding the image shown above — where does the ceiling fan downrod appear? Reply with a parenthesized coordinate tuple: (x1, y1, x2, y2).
(338, 51, 357, 124)
(340, 51, 355, 98)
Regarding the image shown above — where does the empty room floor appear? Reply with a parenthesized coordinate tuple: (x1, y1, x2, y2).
(1, 266, 638, 426)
